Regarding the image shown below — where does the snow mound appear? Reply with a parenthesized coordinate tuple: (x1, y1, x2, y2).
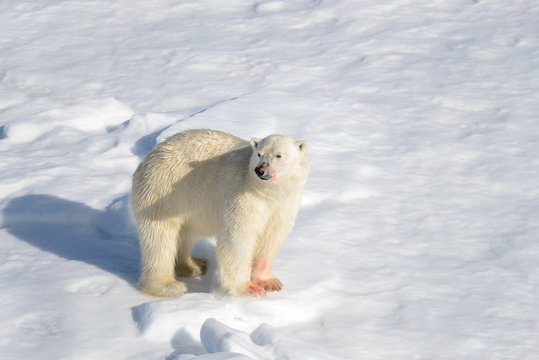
(5, 98, 134, 143)
(195, 317, 341, 360)
(200, 318, 272, 360)
(132, 291, 325, 343)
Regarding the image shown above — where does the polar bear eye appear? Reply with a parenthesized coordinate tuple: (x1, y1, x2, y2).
(276, 154, 282, 159)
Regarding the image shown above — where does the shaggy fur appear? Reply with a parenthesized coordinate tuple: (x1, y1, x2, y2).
(130, 129, 309, 297)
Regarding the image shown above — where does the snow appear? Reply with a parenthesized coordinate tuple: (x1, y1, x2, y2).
(1, 0, 539, 359)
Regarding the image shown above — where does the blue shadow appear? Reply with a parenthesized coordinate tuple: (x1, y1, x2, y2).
(2, 194, 140, 285)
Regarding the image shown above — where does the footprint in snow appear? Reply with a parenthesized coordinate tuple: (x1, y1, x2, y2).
(66, 274, 115, 296)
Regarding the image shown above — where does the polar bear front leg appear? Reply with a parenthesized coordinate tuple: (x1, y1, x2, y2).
(216, 226, 265, 297)
(250, 258, 283, 292)
(250, 244, 285, 293)
(175, 228, 207, 278)
(251, 210, 297, 292)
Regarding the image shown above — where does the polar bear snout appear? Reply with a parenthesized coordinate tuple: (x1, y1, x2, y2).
(254, 163, 273, 181)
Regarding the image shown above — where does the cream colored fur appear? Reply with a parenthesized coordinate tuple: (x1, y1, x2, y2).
(130, 129, 309, 297)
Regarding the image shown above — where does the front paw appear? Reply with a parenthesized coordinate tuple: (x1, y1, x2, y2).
(228, 281, 266, 297)
(255, 277, 282, 292)
(247, 281, 266, 296)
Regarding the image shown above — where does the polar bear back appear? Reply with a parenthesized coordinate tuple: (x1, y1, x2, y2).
(131, 129, 251, 236)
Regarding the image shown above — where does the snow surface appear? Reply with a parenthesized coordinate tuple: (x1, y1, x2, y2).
(1, 0, 539, 359)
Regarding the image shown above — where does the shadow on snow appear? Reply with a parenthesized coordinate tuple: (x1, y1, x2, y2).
(2, 194, 217, 294)
(2, 194, 140, 286)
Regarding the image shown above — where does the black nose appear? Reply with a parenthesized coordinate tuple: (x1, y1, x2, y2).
(255, 166, 265, 178)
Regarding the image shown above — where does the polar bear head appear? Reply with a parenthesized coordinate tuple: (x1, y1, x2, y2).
(249, 134, 309, 185)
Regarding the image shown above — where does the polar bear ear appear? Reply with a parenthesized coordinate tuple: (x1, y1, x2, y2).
(250, 138, 261, 149)
(296, 140, 307, 152)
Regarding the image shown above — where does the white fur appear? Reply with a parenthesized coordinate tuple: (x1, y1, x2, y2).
(130, 129, 309, 297)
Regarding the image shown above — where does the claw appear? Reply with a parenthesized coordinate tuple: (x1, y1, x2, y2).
(256, 278, 283, 292)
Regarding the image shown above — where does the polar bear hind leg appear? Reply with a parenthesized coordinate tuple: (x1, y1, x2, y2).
(174, 227, 207, 277)
(138, 219, 189, 298)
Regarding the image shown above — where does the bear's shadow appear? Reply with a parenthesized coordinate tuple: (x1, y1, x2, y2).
(2, 194, 217, 292)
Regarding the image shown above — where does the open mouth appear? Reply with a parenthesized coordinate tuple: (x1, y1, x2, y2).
(258, 174, 273, 181)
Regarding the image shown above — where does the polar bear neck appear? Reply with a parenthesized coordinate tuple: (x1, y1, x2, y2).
(245, 169, 305, 201)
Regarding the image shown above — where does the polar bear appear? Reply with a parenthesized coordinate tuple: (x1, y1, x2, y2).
(130, 129, 309, 298)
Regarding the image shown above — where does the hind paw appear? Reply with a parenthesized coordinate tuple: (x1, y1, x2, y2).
(175, 257, 207, 277)
(140, 279, 188, 298)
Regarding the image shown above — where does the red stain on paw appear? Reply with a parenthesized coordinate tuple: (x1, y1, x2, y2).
(247, 281, 265, 295)
(251, 259, 267, 278)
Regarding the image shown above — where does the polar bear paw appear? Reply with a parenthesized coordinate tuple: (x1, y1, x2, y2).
(175, 257, 208, 278)
(246, 281, 266, 297)
(255, 277, 283, 292)
(140, 279, 188, 298)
